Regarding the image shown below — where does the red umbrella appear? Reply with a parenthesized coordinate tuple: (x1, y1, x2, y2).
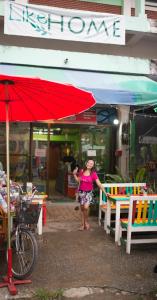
(0, 74, 96, 295)
(0, 74, 95, 121)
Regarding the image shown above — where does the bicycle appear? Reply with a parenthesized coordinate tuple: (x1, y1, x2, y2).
(0, 180, 40, 280)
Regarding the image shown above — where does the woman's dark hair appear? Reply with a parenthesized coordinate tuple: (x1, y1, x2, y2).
(83, 160, 95, 174)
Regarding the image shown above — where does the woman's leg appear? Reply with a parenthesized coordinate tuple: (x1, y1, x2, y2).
(84, 203, 90, 229)
(79, 205, 85, 230)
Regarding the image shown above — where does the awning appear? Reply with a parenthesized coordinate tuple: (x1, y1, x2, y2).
(1, 64, 157, 106)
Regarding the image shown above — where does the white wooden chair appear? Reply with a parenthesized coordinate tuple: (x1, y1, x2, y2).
(118, 195, 157, 254)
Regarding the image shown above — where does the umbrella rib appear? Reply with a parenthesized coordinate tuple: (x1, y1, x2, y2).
(15, 86, 59, 118)
(11, 84, 60, 119)
(18, 81, 89, 103)
(22, 82, 91, 101)
(16, 80, 92, 104)
(11, 85, 39, 120)
(17, 82, 71, 101)
(18, 83, 92, 118)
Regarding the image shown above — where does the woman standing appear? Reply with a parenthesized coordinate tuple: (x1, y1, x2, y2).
(73, 159, 107, 230)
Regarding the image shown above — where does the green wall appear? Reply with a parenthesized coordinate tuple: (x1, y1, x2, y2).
(80, 0, 122, 5)
(33, 134, 77, 142)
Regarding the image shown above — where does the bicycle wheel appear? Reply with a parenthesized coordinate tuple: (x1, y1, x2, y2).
(11, 228, 38, 279)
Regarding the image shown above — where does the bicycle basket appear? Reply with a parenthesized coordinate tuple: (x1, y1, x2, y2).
(15, 203, 41, 225)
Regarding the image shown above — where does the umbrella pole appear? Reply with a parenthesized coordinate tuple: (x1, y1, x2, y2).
(5, 101, 14, 284)
(0, 86, 31, 295)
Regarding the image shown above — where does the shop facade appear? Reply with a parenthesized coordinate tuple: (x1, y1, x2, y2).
(0, 108, 116, 198)
(1, 0, 157, 196)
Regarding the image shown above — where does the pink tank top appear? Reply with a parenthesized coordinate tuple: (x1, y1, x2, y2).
(79, 170, 98, 192)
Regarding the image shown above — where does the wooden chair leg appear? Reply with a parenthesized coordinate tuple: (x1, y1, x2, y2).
(126, 229, 132, 254)
(104, 210, 107, 231)
(118, 225, 122, 246)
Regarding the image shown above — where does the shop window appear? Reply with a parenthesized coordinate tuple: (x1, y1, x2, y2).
(80, 126, 111, 175)
(0, 123, 30, 182)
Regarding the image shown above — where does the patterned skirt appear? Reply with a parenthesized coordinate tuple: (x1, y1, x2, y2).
(78, 190, 93, 205)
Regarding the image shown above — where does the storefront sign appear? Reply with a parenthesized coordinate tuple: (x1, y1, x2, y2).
(35, 148, 46, 157)
(53, 111, 97, 125)
(87, 149, 96, 157)
(4, 1, 125, 45)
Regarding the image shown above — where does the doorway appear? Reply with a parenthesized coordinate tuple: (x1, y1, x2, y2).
(49, 143, 61, 180)
(31, 123, 113, 199)
(49, 140, 78, 199)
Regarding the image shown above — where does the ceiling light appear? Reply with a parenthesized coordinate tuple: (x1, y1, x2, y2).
(113, 118, 119, 125)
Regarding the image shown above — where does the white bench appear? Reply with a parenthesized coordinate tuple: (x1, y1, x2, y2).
(99, 182, 146, 232)
(32, 195, 47, 235)
(118, 195, 157, 254)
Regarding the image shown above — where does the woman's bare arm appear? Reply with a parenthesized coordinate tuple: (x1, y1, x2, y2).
(95, 178, 107, 196)
(73, 167, 80, 183)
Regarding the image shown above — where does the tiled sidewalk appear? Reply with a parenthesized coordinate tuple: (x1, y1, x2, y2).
(0, 202, 157, 300)
(46, 201, 81, 222)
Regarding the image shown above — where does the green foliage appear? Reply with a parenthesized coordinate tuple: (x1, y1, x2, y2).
(105, 166, 132, 183)
(33, 288, 63, 300)
(105, 165, 157, 193)
(134, 167, 147, 183)
(105, 173, 125, 183)
(105, 166, 147, 184)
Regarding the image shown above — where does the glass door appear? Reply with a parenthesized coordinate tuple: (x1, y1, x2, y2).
(32, 124, 49, 193)
(48, 125, 80, 199)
